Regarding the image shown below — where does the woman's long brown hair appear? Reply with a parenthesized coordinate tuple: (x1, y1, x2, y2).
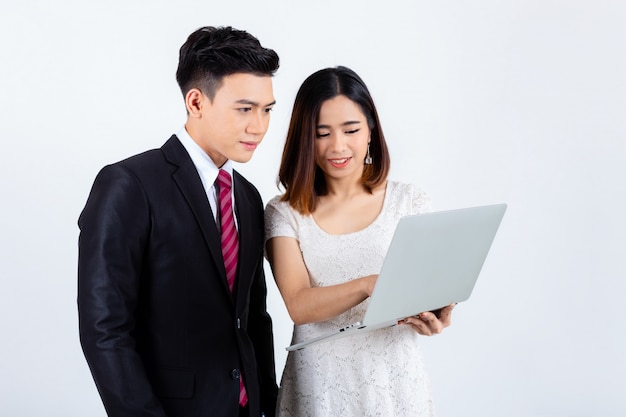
(278, 66, 391, 215)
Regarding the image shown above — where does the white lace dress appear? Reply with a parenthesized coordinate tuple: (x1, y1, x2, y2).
(265, 181, 437, 417)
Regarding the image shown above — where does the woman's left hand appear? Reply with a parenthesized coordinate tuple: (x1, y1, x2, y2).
(400, 304, 455, 336)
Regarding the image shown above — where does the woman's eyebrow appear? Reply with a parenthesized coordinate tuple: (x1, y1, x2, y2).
(317, 120, 361, 129)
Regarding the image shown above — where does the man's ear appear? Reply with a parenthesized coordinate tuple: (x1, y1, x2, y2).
(185, 88, 205, 117)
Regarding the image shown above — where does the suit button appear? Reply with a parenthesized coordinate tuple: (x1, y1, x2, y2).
(231, 369, 240, 380)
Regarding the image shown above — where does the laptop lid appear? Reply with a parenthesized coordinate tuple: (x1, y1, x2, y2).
(286, 203, 507, 351)
(361, 203, 507, 328)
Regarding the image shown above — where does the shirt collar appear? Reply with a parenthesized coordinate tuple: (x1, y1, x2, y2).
(176, 126, 233, 187)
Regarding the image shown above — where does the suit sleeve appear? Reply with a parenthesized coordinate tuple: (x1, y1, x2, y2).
(77, 164, 167, 417)
(247, 258, 279, 416)
(243, 188, 279, 416)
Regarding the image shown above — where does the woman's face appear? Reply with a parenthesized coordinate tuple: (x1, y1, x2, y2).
(314, 95, 371, 182)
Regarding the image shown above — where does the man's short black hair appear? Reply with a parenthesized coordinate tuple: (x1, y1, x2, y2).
(176, 26, 280, 101)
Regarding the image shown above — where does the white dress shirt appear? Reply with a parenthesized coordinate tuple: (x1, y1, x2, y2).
(176, 126, 237, 230)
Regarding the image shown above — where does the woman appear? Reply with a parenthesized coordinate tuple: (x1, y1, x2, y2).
(265, 66, 454, 416)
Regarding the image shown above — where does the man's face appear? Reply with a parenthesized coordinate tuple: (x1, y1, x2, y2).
(190, 73, 275, 167)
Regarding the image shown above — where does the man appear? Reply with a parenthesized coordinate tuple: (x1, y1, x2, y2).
(78, 26, 279, 417)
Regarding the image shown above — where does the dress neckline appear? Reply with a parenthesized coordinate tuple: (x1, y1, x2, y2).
(308, 181, 391, 237)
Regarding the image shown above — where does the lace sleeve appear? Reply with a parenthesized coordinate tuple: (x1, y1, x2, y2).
(410, 185, 433, 214)
(264, 195, 299, 243)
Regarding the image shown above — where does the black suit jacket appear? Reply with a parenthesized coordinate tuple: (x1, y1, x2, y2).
(78, 136, 278, 417)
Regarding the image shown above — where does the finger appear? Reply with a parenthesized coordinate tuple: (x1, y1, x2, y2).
(424, 317, 444, 334)
(403, 317, 433, 336)
(417, 312, 445, 334)
(417, 311, 437, 322)
(438, 304, 455, 327)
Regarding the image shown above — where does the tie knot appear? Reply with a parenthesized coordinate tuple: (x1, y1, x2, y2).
(217, 169, 232, 190)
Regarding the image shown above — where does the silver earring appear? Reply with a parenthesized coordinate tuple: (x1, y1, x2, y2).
(365, 143, 373, 165)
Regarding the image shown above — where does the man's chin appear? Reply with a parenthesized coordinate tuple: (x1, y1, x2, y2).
(229, 152, 255, 164)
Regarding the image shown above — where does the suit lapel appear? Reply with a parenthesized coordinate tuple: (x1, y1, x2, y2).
(232, 170, 259, 306)
(161, 136, 232, 298)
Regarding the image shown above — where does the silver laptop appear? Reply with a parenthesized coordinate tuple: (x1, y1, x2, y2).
(286, 203, 507, 351)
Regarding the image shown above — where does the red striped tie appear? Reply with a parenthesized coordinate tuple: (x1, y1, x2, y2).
(217, 169, 238, 292)
(216, 169, 248, 407)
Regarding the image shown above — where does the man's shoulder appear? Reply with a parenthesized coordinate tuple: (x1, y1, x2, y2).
(108, 136, 180, 171)
(117, 148, 164, 169)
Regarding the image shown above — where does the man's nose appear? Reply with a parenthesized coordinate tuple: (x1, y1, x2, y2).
(247, 111, 268, 135)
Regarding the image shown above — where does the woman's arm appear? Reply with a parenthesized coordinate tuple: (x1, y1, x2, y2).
(266, 236, 376, 325)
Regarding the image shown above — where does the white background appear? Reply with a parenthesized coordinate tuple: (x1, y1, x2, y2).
(1, 1, 625, 416)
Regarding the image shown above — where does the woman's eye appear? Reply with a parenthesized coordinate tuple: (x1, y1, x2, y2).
(346, 129, 360, 134)
(316, 132, 330, 138)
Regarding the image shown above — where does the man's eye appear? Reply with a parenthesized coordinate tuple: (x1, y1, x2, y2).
(238, 107, 252, 112)
(264, 107, 274, 113)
